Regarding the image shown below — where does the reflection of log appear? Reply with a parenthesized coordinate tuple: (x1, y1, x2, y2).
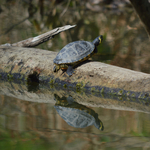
(129, 0, 150, 37)
(1, 45, 150, 99)
(0, 81, 150, 114)
(3, 25, 76, 47)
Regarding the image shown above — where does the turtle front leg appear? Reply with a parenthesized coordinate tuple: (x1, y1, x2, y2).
(66, 65, 75, 76)
(94, 47, 98, 53)
(53, 65, 60, 72)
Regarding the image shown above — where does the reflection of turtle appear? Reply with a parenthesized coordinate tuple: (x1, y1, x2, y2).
(53, 35, 103, 76)
(54, 94, 104, 130)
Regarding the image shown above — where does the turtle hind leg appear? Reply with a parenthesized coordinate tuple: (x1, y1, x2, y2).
(66, 65, 74, 76)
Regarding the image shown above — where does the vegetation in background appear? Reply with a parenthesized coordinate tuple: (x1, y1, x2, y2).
(0, 0, 150, 73)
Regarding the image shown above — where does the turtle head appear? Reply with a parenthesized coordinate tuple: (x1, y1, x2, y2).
(94, 118, 104, 131)
(92, 35, 103, 46)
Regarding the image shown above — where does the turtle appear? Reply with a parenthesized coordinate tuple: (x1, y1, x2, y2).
(54, 94, 104, 130)
(53, 35, 103, 76)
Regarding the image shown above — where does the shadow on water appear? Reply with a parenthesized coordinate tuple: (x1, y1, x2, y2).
(0, 81, 150, 149)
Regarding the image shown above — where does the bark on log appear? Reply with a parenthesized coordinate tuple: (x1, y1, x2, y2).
(129, 0, 150, 37)
(0, 46, 150, 100)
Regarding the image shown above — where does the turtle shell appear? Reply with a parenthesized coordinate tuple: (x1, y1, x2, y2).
(53, 41, 95, 64)
(54, 106, 102, 129)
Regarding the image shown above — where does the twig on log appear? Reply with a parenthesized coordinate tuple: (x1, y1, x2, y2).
(2, 25, 76, 47)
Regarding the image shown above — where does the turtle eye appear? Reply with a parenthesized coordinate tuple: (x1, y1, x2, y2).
(99, 122, 104, 130)
(99, 35, 103, 44)
(99, 37, 102, 44)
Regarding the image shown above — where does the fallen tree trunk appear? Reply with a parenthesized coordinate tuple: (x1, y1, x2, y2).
(0, 25, 150, 99)
(0, 46, 150, 99)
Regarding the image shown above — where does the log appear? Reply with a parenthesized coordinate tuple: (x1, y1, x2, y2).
(0, 46, 150, 100)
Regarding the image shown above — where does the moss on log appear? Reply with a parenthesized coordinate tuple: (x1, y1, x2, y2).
(0, 46, 150, 99)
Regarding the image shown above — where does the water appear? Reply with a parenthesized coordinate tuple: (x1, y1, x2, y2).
(0, 81, 150, 150)
(1, 1, 150, 149)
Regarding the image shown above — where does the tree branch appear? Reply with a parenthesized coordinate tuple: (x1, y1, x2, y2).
(129, 0, 150, 37)
(2, 25, 76, 47)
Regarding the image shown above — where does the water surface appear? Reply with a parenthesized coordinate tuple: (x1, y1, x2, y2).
(0, 81, 150, 150)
